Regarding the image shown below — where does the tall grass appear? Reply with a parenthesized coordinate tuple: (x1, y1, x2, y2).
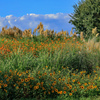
(0, 23, 100, 100)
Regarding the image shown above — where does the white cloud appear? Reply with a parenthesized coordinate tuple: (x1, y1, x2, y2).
(6, 15, 13, 19)
(0, 13, 74, 35)
(45, 14, 58, 19)
(20, 16, 25, 20)
(29, 13, 39, 17)
(8, 20, 11, 24)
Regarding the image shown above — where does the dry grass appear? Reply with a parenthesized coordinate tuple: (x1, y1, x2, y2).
(22, 29, 33, 38)
(0, 25, 100, 100)
(0, 26, 33, 38)
(0, 22, 99, 46)
(33, 22, 70, 38)
(0, 26, 22, 37)
(84, 37, 100, 53)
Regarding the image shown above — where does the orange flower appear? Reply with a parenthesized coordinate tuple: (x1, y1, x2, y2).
(52, 90, 54, 93)
(34, 86, 39, 90)
(36, 83, 40, 86)
(19, 74, 22, 76)
(88, 82, 90, 84)
(80, 72, 83, 75)
(26, 70, 28, 73)
(72, 73, 75, 76)
(25, 78, 28, 82)
(39, 76, 41, 78)
(69, 85, 72, 89)
(4, 84, 7, 87)
(80, 86, 84, 89)
(52, 83, 56, 86)
(84, 83, 87, 86)
(40, 82, 44, 85)
(9, 70, 12, 72)
(67, 78, 70, 82)
(17, 72, 19, 75)
(58, 91, 62, 94)
(50, 73, 52, 76)
(58, 78, 61, 81)
(63, 91, 66, 94)
(88, 75, 90, 78)
(38, 71, 40, 74)
(24, 83, 26, 86)
(4, 89, 7, 93)
(69, 93, 72, 96)
(31, 77, 34, 80)
(51, 86, 53, 89)
(6, 78, 9, 82)
(48, 91, 50, 94)
(77, 81, 80, 85)
(4, 75, 7, 78)
(16, 86, 19, 89)
(72, 79, 75, 82)
(75, 89, 77, 91)
(53, 71, 55, 75)
(66, 84, 70, 86)
(42, 87, 45, 90)
(63, 87, 67, 90)
(44, 72, 47, 75)
(90, 85, 94, 89)
(62, 78, 65, 81)
(46, 66, 48, 68)
(55, 88, 58, 92)
(21, 79, 24, 82)
(94, 85, 97, 88)
(71, 90, 74, 93)
(54, 81, 56, 84)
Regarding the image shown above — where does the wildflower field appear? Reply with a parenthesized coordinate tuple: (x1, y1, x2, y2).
(0, 23, 100, 100)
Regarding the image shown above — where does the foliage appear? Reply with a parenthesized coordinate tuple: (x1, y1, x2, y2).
(69, 0, 100, 38)
(0, 23, 100, 99)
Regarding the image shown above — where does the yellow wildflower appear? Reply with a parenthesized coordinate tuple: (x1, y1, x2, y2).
(69, 93, 72, 96)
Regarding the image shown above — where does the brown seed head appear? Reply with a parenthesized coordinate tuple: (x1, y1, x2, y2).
(70, 28, 73, 36)
(80, 32, 84, 39)
(37, 25, 40, 29)
(92, 27, 97, 35)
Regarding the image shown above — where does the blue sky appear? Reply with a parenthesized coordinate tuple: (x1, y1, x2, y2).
(0, 0, 81, 35)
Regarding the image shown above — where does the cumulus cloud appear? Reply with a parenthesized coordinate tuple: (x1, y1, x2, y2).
(0, 13, 75, 35)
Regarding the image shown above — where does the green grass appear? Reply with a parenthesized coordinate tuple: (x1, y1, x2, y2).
(0, 34, 100, 100)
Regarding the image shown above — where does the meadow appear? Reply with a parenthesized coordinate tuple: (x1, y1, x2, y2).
(0, 23, 100, 100)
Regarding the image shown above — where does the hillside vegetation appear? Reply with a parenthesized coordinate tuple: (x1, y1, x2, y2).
(0, 22, 100, 100)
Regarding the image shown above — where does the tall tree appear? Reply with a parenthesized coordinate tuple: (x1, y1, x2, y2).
(69, 0, 100, 38)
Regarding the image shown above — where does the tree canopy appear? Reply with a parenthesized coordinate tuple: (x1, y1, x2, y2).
(69, 0, 100, 38)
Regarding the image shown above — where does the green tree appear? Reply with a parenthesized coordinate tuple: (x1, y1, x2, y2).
(69, 0, 100, 38)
